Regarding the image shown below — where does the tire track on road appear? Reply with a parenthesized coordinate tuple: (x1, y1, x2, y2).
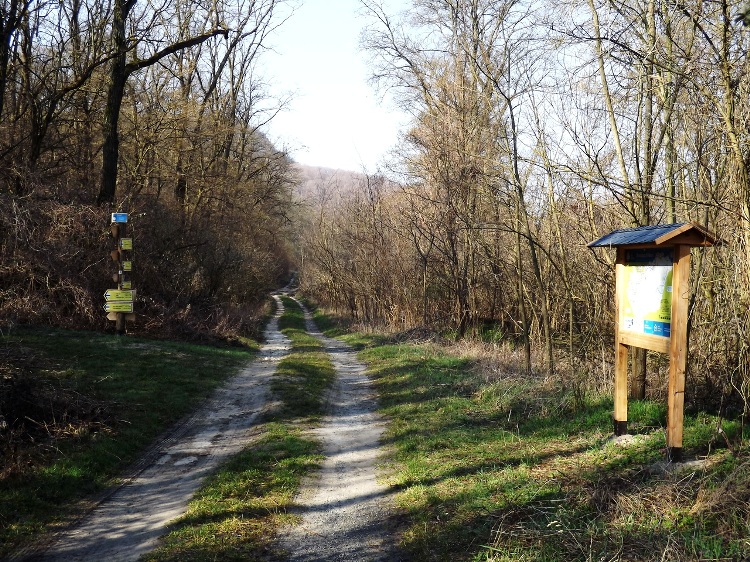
(31, 295, 291, 562)
(279, 300, 401, 562)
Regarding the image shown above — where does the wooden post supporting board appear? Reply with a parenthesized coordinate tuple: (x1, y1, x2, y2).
(666, 245, 691, 462)
(613, 247, 629, 436)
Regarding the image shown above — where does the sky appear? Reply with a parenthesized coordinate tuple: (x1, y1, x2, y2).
(261, 0, 409, 172)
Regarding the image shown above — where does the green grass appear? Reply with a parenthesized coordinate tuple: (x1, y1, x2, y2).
(347, 336, 748, 561)
(274, 296, 336, 420)
(300, 298, 350, 338)
(144, 297, 336, 560)
(0, 327, 257, 557)
(7, 305, 746, 561)
(144, 422, 319, 561)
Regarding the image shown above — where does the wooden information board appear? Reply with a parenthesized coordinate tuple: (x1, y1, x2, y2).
(589, 223, 719, 462)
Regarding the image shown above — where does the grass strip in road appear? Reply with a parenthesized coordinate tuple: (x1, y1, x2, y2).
(0, 328, 258, 558)
(346, 337, 747, 562)
(274, 296, 336, 422)
(145, 296, 336, 561)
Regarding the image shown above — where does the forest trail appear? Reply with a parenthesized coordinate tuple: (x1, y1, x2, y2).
(277, 300, 400, 561)
(29, 295, 399, 561)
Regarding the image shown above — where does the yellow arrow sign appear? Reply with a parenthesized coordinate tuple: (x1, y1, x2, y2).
(104, 289, 134, 301)
(120, 238, 133, 250)
(104, 302, 134, 313)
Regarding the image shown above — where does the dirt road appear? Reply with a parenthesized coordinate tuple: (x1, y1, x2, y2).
(32, 296, 290, 561)
(28, 295, 398, 561)
(277, 302, 400, 561)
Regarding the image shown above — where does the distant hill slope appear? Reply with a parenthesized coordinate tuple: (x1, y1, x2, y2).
(293, 164, 367, 201)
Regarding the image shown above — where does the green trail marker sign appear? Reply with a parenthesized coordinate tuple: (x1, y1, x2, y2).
(104, 301, 134, 313)
(104, 289, 134, 302)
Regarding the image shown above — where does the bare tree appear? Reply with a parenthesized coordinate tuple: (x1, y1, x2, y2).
(97, 0, 230, 205)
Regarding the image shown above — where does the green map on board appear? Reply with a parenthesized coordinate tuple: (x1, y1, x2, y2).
(620, 249, 673, 338)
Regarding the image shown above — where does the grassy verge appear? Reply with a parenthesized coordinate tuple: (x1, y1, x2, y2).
(145, 296, 336, 561)
(299, 297, 350, 338)
(0, 327, 258, 558)
(343, 336, 748, 561)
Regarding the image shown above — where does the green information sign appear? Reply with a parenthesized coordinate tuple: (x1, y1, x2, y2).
(104, 289, 134, 301)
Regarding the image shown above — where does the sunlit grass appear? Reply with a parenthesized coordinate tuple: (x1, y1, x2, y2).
(8, 306, 745, 561)
(0, 328, 257, 558)
(350, 337, 747, 561)
(145, 422, 319, 561)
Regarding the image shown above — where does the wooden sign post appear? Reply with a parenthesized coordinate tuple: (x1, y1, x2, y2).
(667, 245, 691, 461)
(107, 212, 136, 334)
(589, 223, 719, 462)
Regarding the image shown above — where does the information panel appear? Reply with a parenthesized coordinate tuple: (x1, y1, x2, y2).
(620, 249, 673, 339)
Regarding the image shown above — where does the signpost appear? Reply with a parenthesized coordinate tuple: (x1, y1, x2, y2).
(104, 301, 134, 313)
(107, 212, 136, 333)
(104, 289, 134, 301)
(588, 222, 719, 462)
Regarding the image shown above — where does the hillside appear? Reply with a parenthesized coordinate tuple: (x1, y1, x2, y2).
(293, 164, 369, 201)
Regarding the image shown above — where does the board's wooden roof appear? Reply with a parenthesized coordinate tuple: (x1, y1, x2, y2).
(588, 222, 720, 248)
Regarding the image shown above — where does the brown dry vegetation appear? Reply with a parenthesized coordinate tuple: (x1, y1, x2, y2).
(0, 0, 298, 481)
(299, 0, 750, 428)
(0, 0, 296, 339)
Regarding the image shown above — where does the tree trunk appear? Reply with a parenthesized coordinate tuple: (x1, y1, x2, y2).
(514, 204, 531, 377)
(0, 0, 24, 120)
(96, 0, 227, 206)
(97, 0, 131, 206)
(630, 347, 647, 399)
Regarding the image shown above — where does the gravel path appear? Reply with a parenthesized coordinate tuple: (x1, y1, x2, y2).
(29, 296, 291, 562)
(22, 295, 399, 561)
(278, 301, 400, 562)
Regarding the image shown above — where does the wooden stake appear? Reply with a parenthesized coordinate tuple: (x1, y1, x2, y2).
(614, 247, 629, 435)
(666, 245, 691, 462)
(113, 220, 128, 335)
(630, 347, 647, 399)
